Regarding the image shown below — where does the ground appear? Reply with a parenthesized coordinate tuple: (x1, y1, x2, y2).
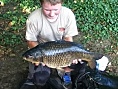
(0, 44, 28, 89)
(0, 1, 118, 89)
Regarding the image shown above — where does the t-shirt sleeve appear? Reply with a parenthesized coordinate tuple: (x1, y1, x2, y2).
(63, 10, 78, 37)
(25, 19, 39, 41)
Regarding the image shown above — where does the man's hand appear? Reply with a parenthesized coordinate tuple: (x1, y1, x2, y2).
(34, 62, 46, 66)
(27, 41, 38, 48)
(72, 59, 84, 64)
(27, 41, 41, 66)
(34, 62, 40, 66)
(72, 59, 78, 64)
(34, 59, 81, 66)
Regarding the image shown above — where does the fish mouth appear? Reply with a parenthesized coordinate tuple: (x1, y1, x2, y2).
(23, 57, 40, 64)
(23, 57, 27, 60)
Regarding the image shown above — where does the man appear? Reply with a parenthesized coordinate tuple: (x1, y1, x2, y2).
(20, 0, 79, 89)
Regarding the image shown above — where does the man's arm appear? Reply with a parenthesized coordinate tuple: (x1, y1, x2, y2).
(27, 41, 38, 48)
(27, 36, 73, 48)
(63, 36, 73, 42)
(27, 41, 46, 66)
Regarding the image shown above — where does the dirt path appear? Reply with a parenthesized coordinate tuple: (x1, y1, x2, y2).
(0, 44, 28, 89)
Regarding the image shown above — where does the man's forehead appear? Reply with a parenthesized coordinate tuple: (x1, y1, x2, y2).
(40, 0, 63, 5)
(42, 2, 62, 9)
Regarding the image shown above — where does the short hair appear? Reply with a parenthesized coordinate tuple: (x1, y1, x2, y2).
(39, 0, 63, 5)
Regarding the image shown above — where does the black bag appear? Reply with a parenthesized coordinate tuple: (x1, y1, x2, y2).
(33, 65, 51, 86)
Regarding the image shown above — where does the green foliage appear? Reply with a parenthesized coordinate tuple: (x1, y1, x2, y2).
(62, 0, 118, 54)
(1, 0, 118, 52)
(1, 0, 40, 46)
(64, 0, 118, 42)
(0, 31, 23, 46)
(19, 0, 40, 11)
(1, 0, 10, 3)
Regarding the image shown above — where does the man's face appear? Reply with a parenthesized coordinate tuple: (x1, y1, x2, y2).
(42, 2, 62, 20)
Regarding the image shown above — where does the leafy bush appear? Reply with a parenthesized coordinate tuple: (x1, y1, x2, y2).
(64, 0, 118, 44)
(0, 0, 118, 52)
(0, 0, 40, 46)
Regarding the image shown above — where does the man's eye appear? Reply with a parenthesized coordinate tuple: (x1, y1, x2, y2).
(45, 10, 49, 11)
(44, 9, 50, 11)
(54, 9, 58, 11)
(45, 9, 58, 11)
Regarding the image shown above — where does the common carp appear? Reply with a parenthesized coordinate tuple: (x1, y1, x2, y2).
(22, 40, 103, 69)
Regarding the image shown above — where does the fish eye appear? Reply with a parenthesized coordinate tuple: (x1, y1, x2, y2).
(28, 55, 33, 58)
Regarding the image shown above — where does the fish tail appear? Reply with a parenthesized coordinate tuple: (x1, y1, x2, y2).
(87, 52, 104, 69)
(91, 52, 104, 60)
(88, 60, 96, 69)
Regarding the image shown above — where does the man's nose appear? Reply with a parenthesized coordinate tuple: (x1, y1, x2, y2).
(49, 11, 55, 17)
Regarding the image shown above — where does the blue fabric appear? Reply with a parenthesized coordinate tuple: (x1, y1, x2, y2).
(63, 72, 71, 84)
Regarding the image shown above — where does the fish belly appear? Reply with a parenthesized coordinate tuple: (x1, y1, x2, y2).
(42, 51, 94, 69)
(43, 52, 74, 68)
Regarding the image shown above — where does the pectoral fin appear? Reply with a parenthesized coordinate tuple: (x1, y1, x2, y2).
(88, 60, 96, 69)
(81, 58, 96, 69)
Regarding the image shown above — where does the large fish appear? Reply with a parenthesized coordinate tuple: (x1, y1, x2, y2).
(22, 40, 103, 69)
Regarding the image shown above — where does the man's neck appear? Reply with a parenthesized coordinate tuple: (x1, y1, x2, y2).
(46, 15, 59, 22)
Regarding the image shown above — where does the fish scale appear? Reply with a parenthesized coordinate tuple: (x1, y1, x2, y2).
(22, 40, 104, 69)
(46, 52, 85, 68)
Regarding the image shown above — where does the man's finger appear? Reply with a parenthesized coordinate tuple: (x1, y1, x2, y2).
(72, 59, 78, 64)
